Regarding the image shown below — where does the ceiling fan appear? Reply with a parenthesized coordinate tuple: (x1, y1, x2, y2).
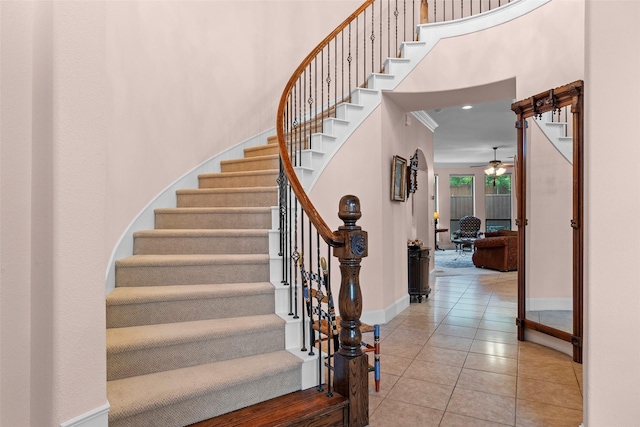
(472, 147, 513, 172)
(472, 147, 514, 185)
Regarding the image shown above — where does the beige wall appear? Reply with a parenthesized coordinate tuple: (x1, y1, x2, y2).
(584, 0, 640, 425)
(105, 0, 362, 255)
(1, 2, 36, 424)
(0, 1, 362, 425)
(1, 1, 108, 425)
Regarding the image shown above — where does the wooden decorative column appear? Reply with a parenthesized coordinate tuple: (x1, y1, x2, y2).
(332, 195, 369, 427)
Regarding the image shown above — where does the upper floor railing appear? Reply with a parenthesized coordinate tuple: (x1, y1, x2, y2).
(425, 0, 513, 22)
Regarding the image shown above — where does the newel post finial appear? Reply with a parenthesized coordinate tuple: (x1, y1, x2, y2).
(333, 195, 369, 427)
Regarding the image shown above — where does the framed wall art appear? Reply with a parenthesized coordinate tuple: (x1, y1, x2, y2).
(391, 155, 407, 201)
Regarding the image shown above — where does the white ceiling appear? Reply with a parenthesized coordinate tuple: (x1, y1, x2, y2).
(425, 99, 518, 168)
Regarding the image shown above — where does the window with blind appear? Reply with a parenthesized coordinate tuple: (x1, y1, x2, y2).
(449, 175, 474, 232)
(485, 174, 512, 232)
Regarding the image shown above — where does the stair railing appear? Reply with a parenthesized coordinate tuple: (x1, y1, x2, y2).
(276, 1, 515, 425)
(276, 2, 420, 426)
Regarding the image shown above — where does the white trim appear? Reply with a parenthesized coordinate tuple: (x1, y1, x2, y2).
(525, 329, 573, 358)
(527, 297, 573, 311)
(417, 0, 551, 42)
(60, 402, 109, 427)
(412, 111, 439, 132)
(361, 293, 410, 326)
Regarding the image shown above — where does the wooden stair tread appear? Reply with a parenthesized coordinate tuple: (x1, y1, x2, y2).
(188, 387, 348, 427)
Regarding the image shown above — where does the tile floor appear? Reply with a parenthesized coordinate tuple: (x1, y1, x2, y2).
(365, 270, 583, 427)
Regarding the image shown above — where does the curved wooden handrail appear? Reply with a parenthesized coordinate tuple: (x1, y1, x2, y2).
(276, 0, 376, 248)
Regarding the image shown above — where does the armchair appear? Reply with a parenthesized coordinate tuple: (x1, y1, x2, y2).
(472, 230, 518, 271)
(451, 215, 483, 252)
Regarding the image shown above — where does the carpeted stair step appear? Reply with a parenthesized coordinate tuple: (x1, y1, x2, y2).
(115, 254, 269, 287)
(106, 282, 275, 328)
(198, 169, 279, 189)
(133, 229, 269, 255)
(107, 350, 302, 427)
(154, 207, 272, 229)
(267, 134, 312, 152)
(244, 144, 279, 158)
(107, 314, 285, 380)
(220, 154, 279, 173)
(176, 187, 277, 208)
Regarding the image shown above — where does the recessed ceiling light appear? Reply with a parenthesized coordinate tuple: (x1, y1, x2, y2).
(461, 105, 473, 110)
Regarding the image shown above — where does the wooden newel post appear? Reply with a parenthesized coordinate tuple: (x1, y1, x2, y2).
(332, 195, 369, 427)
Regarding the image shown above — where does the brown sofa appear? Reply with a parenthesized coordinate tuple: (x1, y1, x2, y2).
(472, 230, 518, 272)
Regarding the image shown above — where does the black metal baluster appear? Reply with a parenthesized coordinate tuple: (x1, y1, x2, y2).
(327, 43, 331, 119)
(355, 18, 359, 88)
(348, 23, 353, 93)
(341, 31, 345, 103)
(363, 9, 367, 86)
(320, 50, 324, 134)
(299, 209, 307, 352)
(314, 57, 318, 136)
(292, 82, 300, 320)
(315, 231, 323, 391)
(403, 0, 407, 44)
(305, 216, 315, 357)
(293, 199, 300, 324)
(371, 5, 375, 75)
(380, 0, 383, 71)
(388, 0, 391, 58)
(333, 36, 338, 108)
(307, 218, 314, 357)
(395, 0, 399, 56)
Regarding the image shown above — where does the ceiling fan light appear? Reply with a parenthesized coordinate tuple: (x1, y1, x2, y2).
(484, 166, 495, 175)
(496, 167, 506, 176)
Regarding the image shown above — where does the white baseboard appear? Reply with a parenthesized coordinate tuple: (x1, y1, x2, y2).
(525, 329, 573, 357)
(60, 402, 109, 427)
(527, 297, 572, 311)
(361, 293, 410, 327)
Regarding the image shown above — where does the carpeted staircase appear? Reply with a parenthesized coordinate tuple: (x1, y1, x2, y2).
(106, 138, 305, 426)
